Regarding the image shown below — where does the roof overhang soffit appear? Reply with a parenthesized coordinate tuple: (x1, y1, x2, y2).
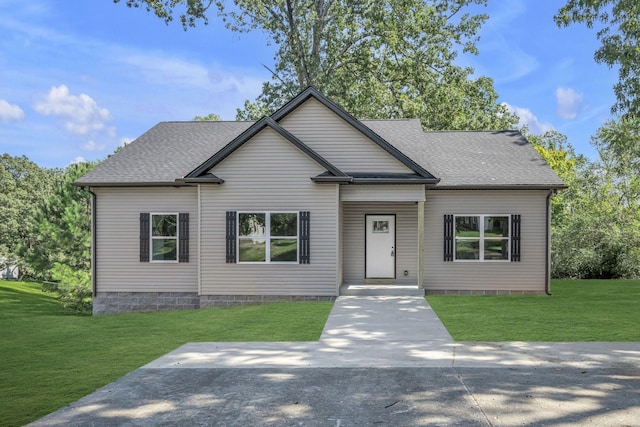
(311, 172, 439, 185)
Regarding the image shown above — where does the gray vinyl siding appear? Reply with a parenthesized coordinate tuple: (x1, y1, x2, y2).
(340, 185, 425, 202)
(93, 187, 198, 292)
(424, 190, 548, 292)
(279, 98, 413, 174)
(342, 202, 419, 285)
(201, 127, 339, 296)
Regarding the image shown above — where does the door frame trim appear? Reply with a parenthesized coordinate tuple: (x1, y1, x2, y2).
(364, 213, 397, 279)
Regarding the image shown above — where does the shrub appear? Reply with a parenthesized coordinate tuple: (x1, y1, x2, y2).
(51, 263, 92, 315)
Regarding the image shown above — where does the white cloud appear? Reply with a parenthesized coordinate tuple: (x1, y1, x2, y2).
(117, 51, 264, 96)
(503, 103, 555, 135)
(0, 99, 25, 122)
(556, 87, 583, 120)
(81, 140, 105, 151)
(69, 156, 86, 165)
(34, 85, 112, 135)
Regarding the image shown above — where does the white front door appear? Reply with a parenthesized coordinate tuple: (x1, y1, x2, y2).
(365, 215, 396, 278)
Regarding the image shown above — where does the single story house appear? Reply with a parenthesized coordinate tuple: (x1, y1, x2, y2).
(75, 87, 566, 315)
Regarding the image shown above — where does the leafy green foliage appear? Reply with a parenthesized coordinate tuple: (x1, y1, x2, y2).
(115, 0, 517, 130)
(113, 0, 216, 29)
(18, 162, 96, 311)
(232, 0, 517, 130)
(526, 130, 586, 226)
(0, 154, 61, 278)
(0, 280, 333, 426)
(193, 112, 221, 121)
(50, 264, 92, 314)
(528, 121, 640, 279)
(555, 1, 640, 116)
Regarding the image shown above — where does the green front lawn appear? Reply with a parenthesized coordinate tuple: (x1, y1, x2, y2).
(3, 279, 639, 426)
(427, 279, 640, 341)
(0, 281, 333, 427)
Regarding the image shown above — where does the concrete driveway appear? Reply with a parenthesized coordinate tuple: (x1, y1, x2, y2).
(29, 296, 640, 426)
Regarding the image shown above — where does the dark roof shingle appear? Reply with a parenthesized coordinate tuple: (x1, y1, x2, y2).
(365, 119, 565, 188)
(75, 121, 253, 185)
(76, 117, 564, 189)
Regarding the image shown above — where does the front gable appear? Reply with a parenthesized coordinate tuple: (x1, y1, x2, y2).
(185, 88, 438, 185)
(273, 88, 436, 181)
(278, 97, 414, 174)
(201, 123, 333, 184)
(186, 117, 349, 183)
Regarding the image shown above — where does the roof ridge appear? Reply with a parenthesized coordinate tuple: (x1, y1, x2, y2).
(423, 129, 520, 133)
(158, 120, 256, 124)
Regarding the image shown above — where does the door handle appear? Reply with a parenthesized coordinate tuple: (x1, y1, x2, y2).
(391, 246, 395, 257)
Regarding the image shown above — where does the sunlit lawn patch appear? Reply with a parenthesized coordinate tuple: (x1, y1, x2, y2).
(427, 279, 640, 341)
(0, 281, 332, 427)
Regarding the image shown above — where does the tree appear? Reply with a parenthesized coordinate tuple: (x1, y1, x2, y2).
(0, 154, 61, 278)
(533, 121, 640, 279)
(115, 0, 518, 130)
(19, 162, 97, 313)
(526, 130, 587, 227)
(555, 1, 640, 116)
(193, 113, 221, 121)
(114, 0, 216, 29)
(586, 117, 640, 278)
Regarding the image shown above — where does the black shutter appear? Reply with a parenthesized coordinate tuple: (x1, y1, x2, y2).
(299, 211, 310, 264)
(226, 211, 237, 263)
(179, 213, 189, 263)
(140, 213, 150, 262)
(444, 214, 454, 261)
(511, 214, 521, 262)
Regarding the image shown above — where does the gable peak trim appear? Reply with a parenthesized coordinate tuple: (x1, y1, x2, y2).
(271, 87, 438, 180)
(185, 116, 346, 179)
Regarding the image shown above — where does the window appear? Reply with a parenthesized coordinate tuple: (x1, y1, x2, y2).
(238, 212, 298, 263)
(151, 213, 178, 262)
(454, 215, 510, 261)
(140, 213, 188, 263)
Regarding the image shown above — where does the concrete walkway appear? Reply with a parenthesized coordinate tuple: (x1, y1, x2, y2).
(29, 296, 640, 426)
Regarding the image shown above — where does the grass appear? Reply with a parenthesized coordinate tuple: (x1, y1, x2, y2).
(427, 279, 640, 341)
(4, 279, 639, 425)
(0, 281, 333, 427)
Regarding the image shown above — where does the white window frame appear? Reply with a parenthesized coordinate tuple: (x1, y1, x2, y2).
(150, 212, 179, 263)
(454, 214, 511, 262)
(237, 211, 299, 264)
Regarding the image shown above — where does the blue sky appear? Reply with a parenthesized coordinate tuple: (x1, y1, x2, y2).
(0, 0, 617, 168)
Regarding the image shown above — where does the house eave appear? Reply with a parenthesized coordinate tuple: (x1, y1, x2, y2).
(72, 181, 190, 188)
(175, 177, 225, 184)
(349, 177, 440, 185)
(430, 184, 569, 191)
(311, 176, 354, 183)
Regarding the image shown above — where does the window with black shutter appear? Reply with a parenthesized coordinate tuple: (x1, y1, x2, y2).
(140, 212, 189, 263)
(445, 214, 518, 262)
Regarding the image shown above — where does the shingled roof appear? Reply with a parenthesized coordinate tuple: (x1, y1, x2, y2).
(75, 121, 253, 186)
(365, 119, 566, 189)
(75, 94, 564, 189)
